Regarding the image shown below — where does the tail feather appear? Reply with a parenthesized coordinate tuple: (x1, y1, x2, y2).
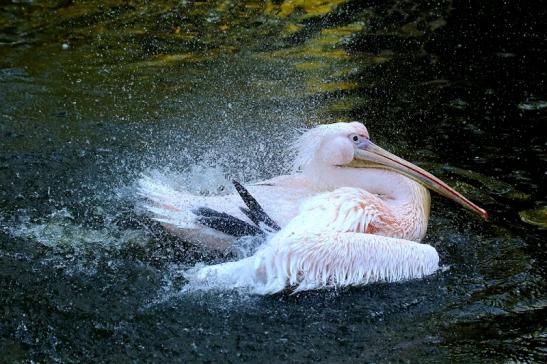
(137, 176, 282, 249)
(138, 176, 182, 205)
(137, 175, 195, 229)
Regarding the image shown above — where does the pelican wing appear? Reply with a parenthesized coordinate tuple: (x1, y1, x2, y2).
(186, 233, 439, 294)
(137, 174, 318, 251)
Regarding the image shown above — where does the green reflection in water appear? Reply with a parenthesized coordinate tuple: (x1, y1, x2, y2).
(519, 207, 547, 228)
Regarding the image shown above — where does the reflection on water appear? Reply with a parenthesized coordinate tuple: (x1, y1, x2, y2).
(1, 0, 545, 362)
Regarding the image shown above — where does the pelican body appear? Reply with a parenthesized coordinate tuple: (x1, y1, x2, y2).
(139, 122, 487, 294)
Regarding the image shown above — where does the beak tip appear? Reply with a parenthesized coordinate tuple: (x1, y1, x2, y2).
(481, 209, 489, 221)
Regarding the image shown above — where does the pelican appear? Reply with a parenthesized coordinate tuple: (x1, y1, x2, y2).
(139, 122, 487, 294)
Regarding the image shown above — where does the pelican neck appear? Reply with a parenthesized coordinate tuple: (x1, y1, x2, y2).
(302, 163, 426, 207)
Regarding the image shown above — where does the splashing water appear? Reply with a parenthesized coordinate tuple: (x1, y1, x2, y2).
(1, 1, 545, 362)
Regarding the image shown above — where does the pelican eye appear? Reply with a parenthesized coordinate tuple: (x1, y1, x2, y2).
(350, 134, 369, 149)
(350, 134, 362, 143)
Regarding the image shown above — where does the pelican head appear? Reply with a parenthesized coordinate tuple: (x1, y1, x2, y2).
(293, 121, 488, 220)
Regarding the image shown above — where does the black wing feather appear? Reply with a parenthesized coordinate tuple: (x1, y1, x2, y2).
(232, 180, 281, 231)
(191, 181, 281, 238)
(192, 207, 263, 237)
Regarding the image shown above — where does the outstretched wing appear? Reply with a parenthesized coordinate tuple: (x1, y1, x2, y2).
(186, 232, 439, 294)
(255, 232, 439, 294)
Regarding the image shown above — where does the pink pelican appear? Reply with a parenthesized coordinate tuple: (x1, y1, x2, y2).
(139, 122, 487, 293)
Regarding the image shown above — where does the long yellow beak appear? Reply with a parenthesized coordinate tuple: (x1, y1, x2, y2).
(350, 140, 488, 220)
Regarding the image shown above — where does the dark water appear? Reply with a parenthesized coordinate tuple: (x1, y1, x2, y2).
(1, 1, 546, 362)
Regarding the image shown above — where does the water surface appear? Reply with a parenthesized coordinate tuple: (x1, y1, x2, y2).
(1, 1, 545, 362)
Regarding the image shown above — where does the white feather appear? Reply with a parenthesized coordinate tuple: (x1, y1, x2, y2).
(185, 187, 440, 294)
(186, 231, 439, 294)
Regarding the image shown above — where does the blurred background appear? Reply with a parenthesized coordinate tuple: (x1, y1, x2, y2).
(1, 1, 545, 362)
